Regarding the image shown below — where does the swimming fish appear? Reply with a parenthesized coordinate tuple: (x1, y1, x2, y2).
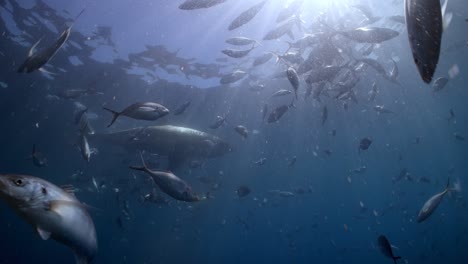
(228, 1, 267, 31)
(179, 0, 226, 10)
(417, 178, 460, 223)
(286, 66, 299, 100)
(103, 102, 169, 127)
(17, 9, 85, 73)
(377, 235, 401, 264)
(0, 174, 97, 264)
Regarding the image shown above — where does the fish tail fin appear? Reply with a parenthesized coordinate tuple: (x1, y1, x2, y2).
(129, 151, 148, 172)
(103, 107, 120, 127)
(449, 178, 462, 193)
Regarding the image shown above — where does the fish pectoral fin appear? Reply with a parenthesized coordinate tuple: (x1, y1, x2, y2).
(29, 37, 43, 57)
(36, 227, 51, 240)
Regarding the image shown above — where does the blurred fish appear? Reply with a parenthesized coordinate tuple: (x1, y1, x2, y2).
(368, 82, 378, 102)
(209, 115, 227, 129)
(359, 137, 372, 152)
(374, 105, 394, 114)
(236, 185, 251, 198)
(377, 235, 401, 263)
(78, 134, 96, 163)
(431, 77, 448, 93)
(254, 157, 267, 166)
(130, 153, 201, 202)
(405, 0, 442, 83)
(276, 0, 304, 23)
(252, 52, 274, 67)
(263, 16, 302, 40)
(321, 106, 328, 126)
(338, 27, 399, 43)
(173, 100, 191, 115)
(234, 125, 249, 139)
(417, 178, 461, 223)
(222, 45, 256, 58)
(225, 37, 260, 46)
(454, 133, 465, 141)
(179, 0, 226, 10)
(220, 70, 247, 84)
(0, 174, 97, 264)
(288, 156, 297, 167)
(58, 88, 102, 100)
(286, 67, 300, 100)
(270, 89, 292, 98)
(103, 102, 169, 127)
(447, 109, 456, 124)
(267, 100, 295, 123)
(228, 1, 267, 31)
(17, 9, 85, 73)
(31, 144, 48, 167)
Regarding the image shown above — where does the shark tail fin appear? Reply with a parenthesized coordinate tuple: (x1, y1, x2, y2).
(103, 107, 120, 127)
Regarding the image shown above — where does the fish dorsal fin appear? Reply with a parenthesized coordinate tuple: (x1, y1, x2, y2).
(37, 227, 51, 240)
(29, 37, 43, 57)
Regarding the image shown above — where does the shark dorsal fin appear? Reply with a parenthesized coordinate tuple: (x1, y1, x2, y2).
(37, 227, 51, 240)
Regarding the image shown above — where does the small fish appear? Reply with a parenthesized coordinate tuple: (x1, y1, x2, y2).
(236, 185, 251, 198)
(276, 0, 304, 23)
(222, 45, 256, 58)
(417, 178, 460, 223)
(447, 109, 456, 124)
(234, 125, 249, 139)
(377, 235, 402, 263)
(254, 157, 267, 166)
(17, 9, 85, 73)
(103, 102, 169, 127)
(374, 105, 394, 114)
(270, 89, 292, 98)
(209, 115, 227, 129)
(173, 101, 191, 115)
(454, 133, 465, 141)
(368, 82, 378, 102)
(225, 37, 260, 46)
(286, 67, 300, 100)
(267, 100, 295, 123)
(288, 156, 297, 167)
(252, 52, 274, 67)
(78, 134, 96, 162)
(0, 174, 97, 264)
(129, 153, 201, 202)
(228, 1, 267, 31)
(220, 70, 247, 84)
(31, 144, 48, 167)
(321, 106, 328, 126)
(359, 137, 372, 152)
(179, 0, 226, 10)
(432, 77, 449, 93)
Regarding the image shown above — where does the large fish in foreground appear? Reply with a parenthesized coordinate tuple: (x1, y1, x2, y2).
(417, 178, 460, 223)
(405, 0, 442, 83)
(17, 9, 85, 73)
(0, 174, 97, 264)
(93, 125, 232, 169)
(103, 102, 170, 127)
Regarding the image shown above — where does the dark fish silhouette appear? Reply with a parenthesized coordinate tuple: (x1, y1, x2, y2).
(228, 1, 267, 31)
(236, 185, 251, 198)
(405, 0, 442, 83)
(359, 137, 372, 152)
(377, 235, 402, 263)
(179, 0, 226, 10)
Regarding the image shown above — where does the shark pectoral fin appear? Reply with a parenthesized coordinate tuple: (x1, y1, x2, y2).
(36, 227, 51, 240)
(168, 155, 186, 170)
(74, 252, 89, 264)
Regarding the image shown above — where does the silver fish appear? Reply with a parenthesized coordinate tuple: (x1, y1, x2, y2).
(234, 125, 249, 139)
(0, 174, 97, 264)
(220, 70, 247, 84)
(374, 105, 394, 114)
(252, 52, 274, 67)
(17, 9, 85, 73)
(130, 153, 201, 202)
(286, 67, 299, 100)
(225, 37, 260, 46)
(432, 77, 448, 93)
(270, 89, 292, 98)
(417, 178, 459, 223)
(339, 27, 399, 43)
(103, 102, 169, 127)
(405, 0, 442, 83)
(228, 1, 267, 31)
(221, 45, 256, 58)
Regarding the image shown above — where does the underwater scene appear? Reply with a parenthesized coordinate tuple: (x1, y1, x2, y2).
(0, 0, 467, 263)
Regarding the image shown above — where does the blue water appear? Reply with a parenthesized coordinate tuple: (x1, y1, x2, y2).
(0, 0, 467, 263)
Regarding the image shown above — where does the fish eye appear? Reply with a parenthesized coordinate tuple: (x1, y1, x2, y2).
(14, 179, 24, 186)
